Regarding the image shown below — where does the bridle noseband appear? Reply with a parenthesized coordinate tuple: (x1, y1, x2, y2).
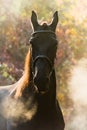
(33, 55, 53, 76)
(33, 55, 53, 68)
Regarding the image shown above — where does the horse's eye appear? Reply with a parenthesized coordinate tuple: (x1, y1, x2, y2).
(29, 37, 34, 44)
(51, 38, 58, 45)
(29, 36, 39, 44)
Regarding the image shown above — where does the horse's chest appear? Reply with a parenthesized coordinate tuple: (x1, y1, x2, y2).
(7, 111, 56, 130)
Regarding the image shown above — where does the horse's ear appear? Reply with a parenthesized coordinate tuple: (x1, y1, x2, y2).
(31, 11, 39, 30)
(50, 11, 58, 31)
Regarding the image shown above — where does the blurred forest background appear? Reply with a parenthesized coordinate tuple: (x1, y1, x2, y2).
(0, 0, 87, 129)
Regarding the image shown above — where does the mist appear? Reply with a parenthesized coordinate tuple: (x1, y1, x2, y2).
(66, 58, 87, 130)
(0, 94, 37, 123)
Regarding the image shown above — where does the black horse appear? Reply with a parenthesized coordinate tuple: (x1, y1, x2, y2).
(0, 11, 65, 130)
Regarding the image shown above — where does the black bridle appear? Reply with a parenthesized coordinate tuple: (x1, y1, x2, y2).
(30, 30, 56, 94)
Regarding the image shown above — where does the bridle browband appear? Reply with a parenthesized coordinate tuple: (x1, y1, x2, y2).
(31, 30, 56, 36)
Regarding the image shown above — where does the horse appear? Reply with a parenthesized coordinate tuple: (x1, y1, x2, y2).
(0, 11, 65, 130)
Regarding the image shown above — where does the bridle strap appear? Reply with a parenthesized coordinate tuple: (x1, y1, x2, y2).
(33, 55, 53, 69)
(31, 30, 56, 36)
(32, 55, 54, 78)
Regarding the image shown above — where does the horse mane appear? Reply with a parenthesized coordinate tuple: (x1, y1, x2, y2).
(14, 47, 31, 99)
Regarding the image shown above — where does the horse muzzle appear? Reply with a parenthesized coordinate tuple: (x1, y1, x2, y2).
(33, 77, 49, 94)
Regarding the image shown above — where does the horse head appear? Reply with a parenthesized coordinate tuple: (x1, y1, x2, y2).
(29, 11, 58, 94)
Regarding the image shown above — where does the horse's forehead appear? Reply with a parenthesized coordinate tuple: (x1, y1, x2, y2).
(41, 23, 50, 30)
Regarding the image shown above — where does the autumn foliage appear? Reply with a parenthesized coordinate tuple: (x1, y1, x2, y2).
(0, 0, 87, 121)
